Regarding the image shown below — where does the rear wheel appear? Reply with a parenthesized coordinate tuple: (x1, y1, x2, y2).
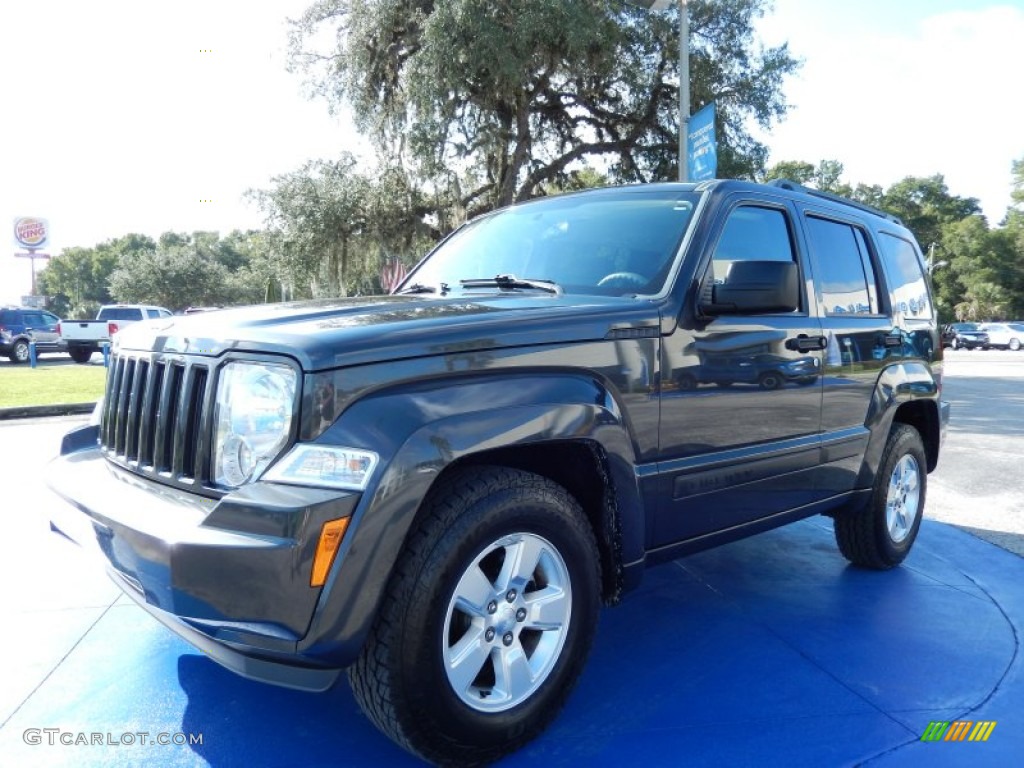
(834, 424, 926, 569)
(951, 337, 960, 350)
(69, 347, 93, 364)
(676, 372, 698, 391)
(349, 466, 601, 765)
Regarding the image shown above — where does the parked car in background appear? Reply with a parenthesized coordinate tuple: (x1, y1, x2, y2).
(942, 323, 989, 350)
(978, 322, 1024, 351)
(59, 304, 173, 363)
(0, 306, 66, 363)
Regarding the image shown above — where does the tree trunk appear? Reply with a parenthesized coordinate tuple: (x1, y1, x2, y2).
(497, 99, 532, 208)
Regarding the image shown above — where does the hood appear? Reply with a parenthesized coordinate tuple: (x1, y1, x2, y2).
(114, 293, 660, 371)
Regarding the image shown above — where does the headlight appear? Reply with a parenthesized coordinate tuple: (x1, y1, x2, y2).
(213, 361, 297, 488)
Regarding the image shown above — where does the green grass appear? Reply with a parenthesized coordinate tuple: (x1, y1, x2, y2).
(0, 362, 107, 408)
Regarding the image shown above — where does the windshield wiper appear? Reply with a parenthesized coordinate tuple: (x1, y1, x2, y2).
(459, 274, 562, 295)
(396, 283, 438, 295)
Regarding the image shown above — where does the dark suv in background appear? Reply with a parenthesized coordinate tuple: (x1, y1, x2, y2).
(49, 179, 949, 765)
(0, 306, 65, 363)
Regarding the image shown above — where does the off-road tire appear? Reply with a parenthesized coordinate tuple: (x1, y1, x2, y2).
(834, 424, 927, 569)
(348, 466, 601, 766)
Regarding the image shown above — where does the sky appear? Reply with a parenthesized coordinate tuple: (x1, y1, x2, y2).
(2, 0, 1022, 303)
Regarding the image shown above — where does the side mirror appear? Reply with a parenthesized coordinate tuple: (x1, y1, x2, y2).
(702, 260, 799, 315)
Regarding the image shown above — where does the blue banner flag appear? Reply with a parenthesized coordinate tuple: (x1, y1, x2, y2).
(687, 103, 717, 181)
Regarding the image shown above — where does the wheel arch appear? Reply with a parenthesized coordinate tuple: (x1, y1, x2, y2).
(297, 372, 644, 663)
(857, 361, 942, 487)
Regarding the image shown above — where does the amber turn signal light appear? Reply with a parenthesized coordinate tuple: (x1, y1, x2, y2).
(310, 517, 351, 587)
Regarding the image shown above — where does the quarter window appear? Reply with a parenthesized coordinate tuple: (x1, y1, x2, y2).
(878, 233, 932, 319)
(805, 216, 879, 315)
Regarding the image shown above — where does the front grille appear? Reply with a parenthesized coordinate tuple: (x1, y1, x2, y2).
(100, 352, 214, 489)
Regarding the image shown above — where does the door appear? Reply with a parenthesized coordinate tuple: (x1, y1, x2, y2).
(800, 210, 896, 498)
(655, 197, 825, 546)
(25, 311, 62, 351)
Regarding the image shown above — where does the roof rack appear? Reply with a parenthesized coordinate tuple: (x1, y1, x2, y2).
(767, 178, 903, 225)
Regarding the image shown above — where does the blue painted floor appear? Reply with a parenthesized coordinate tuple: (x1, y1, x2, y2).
(1, 516, 1020, 767)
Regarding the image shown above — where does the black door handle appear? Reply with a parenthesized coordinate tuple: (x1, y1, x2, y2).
(786, 334, 827, 352)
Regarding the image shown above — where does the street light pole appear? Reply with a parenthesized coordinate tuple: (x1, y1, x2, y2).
(678, 0, 689, 182)
(927, 242, 948, 274)
(625, 0, 690, 181)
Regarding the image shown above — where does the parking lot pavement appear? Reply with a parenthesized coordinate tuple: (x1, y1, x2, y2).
(0, 413, 1022, 766)
(928, 350, 1024, 556)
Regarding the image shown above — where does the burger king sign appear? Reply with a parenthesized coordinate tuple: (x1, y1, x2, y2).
(14, 217, 50, 250)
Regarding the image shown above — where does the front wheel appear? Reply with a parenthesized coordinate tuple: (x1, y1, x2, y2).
(834, 424, 927, 569)
(1010, 338, 1021, 351)
(349, 466, 601, 765)
(10, 340, 29, 364)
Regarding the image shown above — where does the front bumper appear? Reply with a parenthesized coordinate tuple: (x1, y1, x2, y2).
(47, 425, 360, 691)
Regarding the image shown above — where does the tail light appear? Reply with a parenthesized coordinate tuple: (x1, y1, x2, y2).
(108, 321, 120, 336)
(56, 321, 62, 335)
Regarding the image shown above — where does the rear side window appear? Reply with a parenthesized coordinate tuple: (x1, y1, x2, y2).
(804, 216, 880, 315)
(99, 307, 143, 321)
(878, 234, 932, 319)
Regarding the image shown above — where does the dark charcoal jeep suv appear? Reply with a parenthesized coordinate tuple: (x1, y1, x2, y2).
(48, 179, 949, 765)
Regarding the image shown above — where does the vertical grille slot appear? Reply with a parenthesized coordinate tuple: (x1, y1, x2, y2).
(114, 358, 136, 455)
(125, 359, 149, 462)
(102, 357, 124, 449)
(138, 361, 164, 468)
(180, 367, 208, 481)
(157, 363, 185, 474)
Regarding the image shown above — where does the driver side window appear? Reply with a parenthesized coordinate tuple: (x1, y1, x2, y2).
(712, 205, 797, 284)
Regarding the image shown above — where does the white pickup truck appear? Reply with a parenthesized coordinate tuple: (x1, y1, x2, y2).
(59, 304, 173, 363)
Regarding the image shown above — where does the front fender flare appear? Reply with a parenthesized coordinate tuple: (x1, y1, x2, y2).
(296, 374, 643, 664)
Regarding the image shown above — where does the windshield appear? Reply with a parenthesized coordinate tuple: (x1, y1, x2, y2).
(404, 188, 701, 296)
